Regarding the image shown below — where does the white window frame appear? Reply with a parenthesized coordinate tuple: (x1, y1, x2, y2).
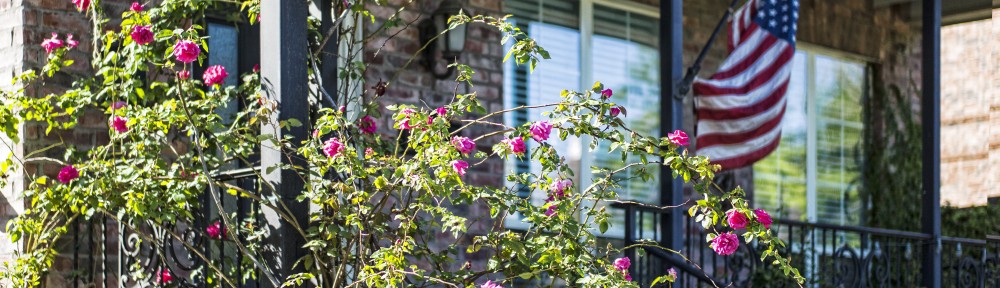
(757, 43, 873, 225)
(502, 0, 661, 234)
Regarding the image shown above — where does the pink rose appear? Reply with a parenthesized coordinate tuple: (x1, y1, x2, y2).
(65, 34, 78, 49)
(172, 40, 200, 63)
(364, 147, 375, 157)
(202, 65, 228, 86)
(358, 116, 377, 134)
(131, 25, 154, 45)
(110, 116, 128, 133)
(451, 160, 469, 177)
(323, 137, 345, 158)
(544, 204, 557, 216)
(481, 280, 503, 288)
(726, 210, 748, 230)
(450, 136, 476, 155)
(130, 2, 144, 12)
(754, 208, 772, 229)
(339, 105, 347, 113)
(529, 121, 552, 142)
(667, 130, 689, 146)
(505, 137, 526, 155)
(177, 70, 190, 80)
(206, 220, 227, 240)
(41, 33, 63, 54)
(625, 273, 633, 281)
(73, 0, 91, 11)
(435, 106, 447, 117)
(157, 269, 173, 284)
(667, 267, 677, 279)
(710, 232, 740, 256)
(609, 106, 621, 117)
(601, 88, 613, 99)
(57, 165, 79, 184)
(252, 64, 259, 73)
(613, 257, 630, 271)
(111, 101, 127, 110)
(550, 179, 572, 198)
(396, 108, 415, 130)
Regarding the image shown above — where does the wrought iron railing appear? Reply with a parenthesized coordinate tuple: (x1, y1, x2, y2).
(611, 202, 1000, 288)
(60, 182, 999, 287)
(63, 167, 264, 287)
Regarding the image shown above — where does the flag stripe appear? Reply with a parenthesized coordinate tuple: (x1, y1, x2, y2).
(695, 0, 797, 170)
(711, 35, 777, 80)
(695, 42, 792, 90)
(697, 95, 787, 136)
(697, 119, 783, 160)
(710, 134, 782, 169)
(697, 104, 787, 148)
(718, 27, 764, 72)
(696, 78, 789, 120)
(695, 64, 790, 109)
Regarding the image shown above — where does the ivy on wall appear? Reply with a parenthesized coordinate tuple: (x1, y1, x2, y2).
(863, 68, 998, 238)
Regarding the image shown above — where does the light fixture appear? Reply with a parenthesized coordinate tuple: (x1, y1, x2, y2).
(420, 0, 467, 79)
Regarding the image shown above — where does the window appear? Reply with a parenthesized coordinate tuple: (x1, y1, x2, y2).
(502, 0, 660, 236)
(752, 48, 867, 226)
(206, 22, 240, 123)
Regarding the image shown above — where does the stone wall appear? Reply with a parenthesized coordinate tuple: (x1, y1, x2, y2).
(940, 10, 999, 207)
(0, 0, 26, 267)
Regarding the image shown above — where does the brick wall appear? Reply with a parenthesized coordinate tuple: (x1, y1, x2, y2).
(682, 0, 919, 195)
(13, 0, 133, 286)
(991, 9, 1000, 204)
(364, 0, 506, 272)
(939, 10, 999, 207)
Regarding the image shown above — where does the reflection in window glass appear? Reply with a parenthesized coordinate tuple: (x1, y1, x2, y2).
(814, 56, 864, 226)
(591, 6, 659, 237)
(753, 51, 865, 226)
(753, 52, 808, 221)
(502, 1, 660, 237)
(208, 23, 239, 123)
(503, 0, 581, 225)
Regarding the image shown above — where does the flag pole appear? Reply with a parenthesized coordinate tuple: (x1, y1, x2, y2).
(675, 0, 743, 99)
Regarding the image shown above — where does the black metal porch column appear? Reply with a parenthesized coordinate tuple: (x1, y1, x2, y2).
(659, 0, 684, 265)
(920, 0, 942, 287)
(260, 0, 310, 286)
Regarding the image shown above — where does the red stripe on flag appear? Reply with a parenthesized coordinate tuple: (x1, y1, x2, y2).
(692, 46, 793, 96)
(712, 32, 775, 80)
(695, 78, 789, 120)
(709, 131, 782, 170)
(696, 104, 787, 148)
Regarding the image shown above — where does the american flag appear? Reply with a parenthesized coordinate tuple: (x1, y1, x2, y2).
(692, 0, 799, 170)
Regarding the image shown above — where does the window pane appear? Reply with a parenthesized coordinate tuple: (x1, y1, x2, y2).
(591, 5, 659, 237)
(503, 0, 580, 224)
(753, 51, 808, 221)
(207, 23, 239, 123)
(814, 56, 864, 226)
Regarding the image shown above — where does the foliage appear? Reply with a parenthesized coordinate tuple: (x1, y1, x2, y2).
(0, 0, 802, 287)
(942, 205, 1000, 239)
(862, 80, 923, 231)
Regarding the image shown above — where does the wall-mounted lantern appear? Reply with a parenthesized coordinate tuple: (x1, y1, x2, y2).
(420, 0, 467, 79)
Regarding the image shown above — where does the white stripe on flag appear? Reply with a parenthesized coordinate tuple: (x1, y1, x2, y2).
(716, 29, 766, 73)
(697, 118, 783, 161)
(695, 64, 791, 110)
(695, 41, 789, 88)
(697, 95, 787, 135)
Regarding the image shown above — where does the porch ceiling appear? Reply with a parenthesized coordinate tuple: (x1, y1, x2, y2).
(873, 0, 997, 25)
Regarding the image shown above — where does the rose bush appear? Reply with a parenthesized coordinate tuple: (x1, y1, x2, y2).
(0, 0, 803, 287)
